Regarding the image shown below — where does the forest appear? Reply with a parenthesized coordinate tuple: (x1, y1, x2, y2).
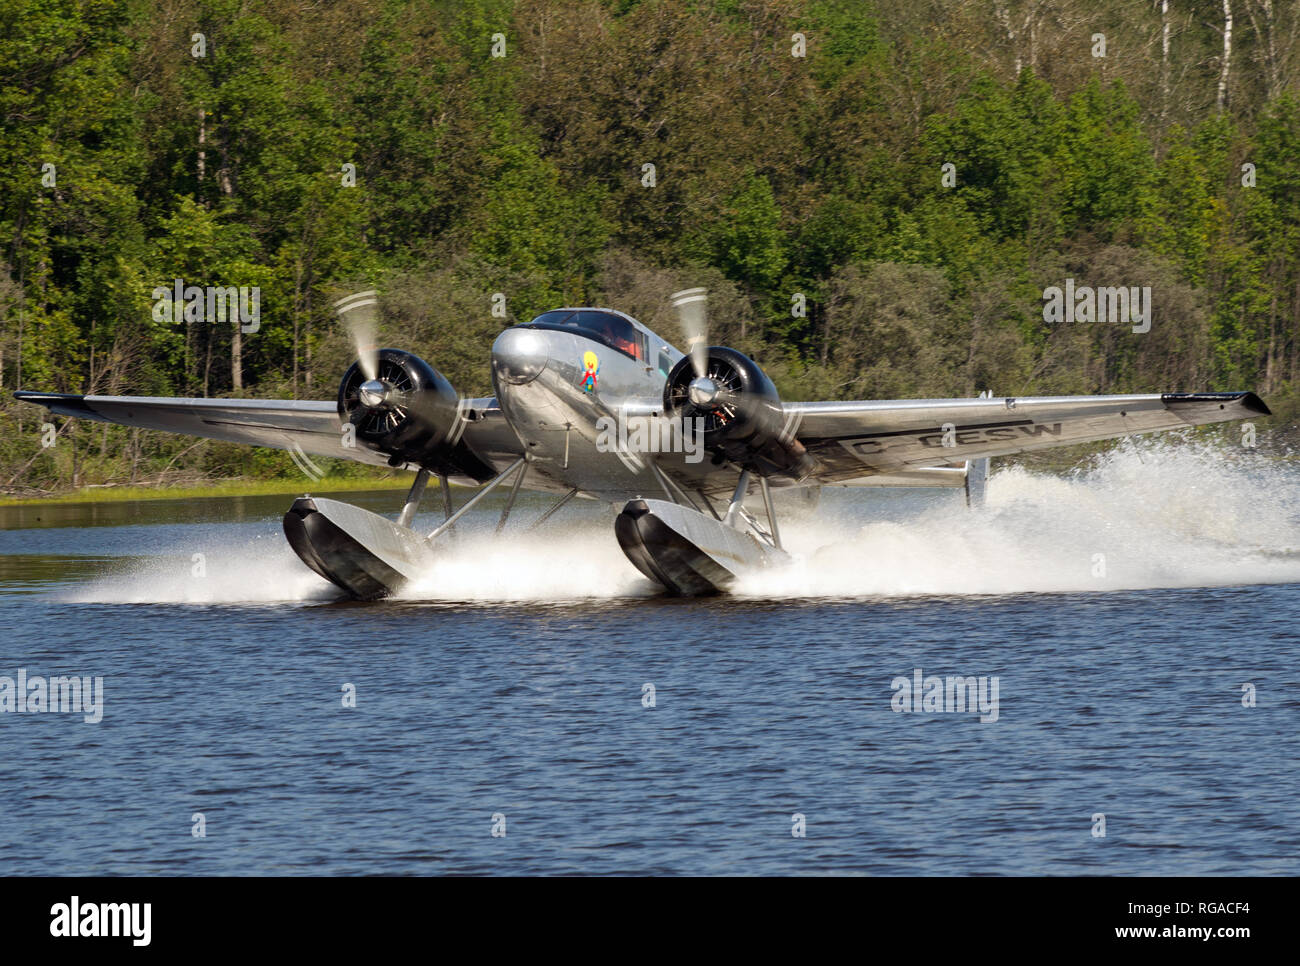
(2, 0, 1298, 493)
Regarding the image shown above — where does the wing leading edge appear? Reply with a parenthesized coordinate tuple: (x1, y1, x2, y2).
(788, 391, 1269, 484)
(11, 391, 518, 476)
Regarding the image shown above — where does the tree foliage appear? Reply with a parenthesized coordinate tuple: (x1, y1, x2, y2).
(2, 0, 1299, 489)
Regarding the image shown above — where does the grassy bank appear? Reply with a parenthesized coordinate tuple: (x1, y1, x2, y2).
(0, 473, 416, 506)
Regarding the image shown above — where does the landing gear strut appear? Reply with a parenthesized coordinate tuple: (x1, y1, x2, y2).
(283, 456, 582, 600)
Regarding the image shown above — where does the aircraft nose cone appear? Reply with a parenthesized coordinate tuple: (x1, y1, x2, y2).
(688, 376, 719, 407)
(492, 327, 548, 385)
(358, 379, 388, 408)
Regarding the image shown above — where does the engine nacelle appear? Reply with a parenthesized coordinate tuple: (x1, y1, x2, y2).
(337, 348, 494, 480)
(663, 346, 815, 481)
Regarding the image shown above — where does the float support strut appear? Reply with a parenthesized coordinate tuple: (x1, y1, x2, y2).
(427, 457, 526, 542)
(396, 468, 430, 529)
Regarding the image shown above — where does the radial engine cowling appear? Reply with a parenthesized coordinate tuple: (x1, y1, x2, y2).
(337, 348, 489, 478)
(663, 346, 815, 481)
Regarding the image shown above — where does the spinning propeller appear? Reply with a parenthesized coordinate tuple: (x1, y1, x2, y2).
(334, 290, 379, 383)
(333, 290, 413, 430)
(667, 288, 745, 429)
(663, 288, 811, 479)
(332, 291, 469, 459)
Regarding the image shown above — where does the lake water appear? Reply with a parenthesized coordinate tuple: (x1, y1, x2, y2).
(1, 438, 1298, 875)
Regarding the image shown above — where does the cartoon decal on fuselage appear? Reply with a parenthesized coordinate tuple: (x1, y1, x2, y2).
(580, 350, 599, 393)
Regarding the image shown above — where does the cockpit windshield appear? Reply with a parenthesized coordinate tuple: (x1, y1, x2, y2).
(522, 309, 646, 361)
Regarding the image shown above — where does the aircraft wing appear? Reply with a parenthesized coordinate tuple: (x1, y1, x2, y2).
(11, 391, 518, 476)
(787, 391, 1269, 484)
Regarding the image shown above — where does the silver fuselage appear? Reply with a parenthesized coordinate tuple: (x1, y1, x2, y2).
(489, 315, 690, 502)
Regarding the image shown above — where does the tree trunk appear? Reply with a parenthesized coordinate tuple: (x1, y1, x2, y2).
(232, 310, 242, 391)
(16, 285, 22, 392)
(994, 4, 1023, 75)
(1160, 0, 1171, 119)
(1244, 0, 1282, 100)
(305, 296, 313, 392)
(1217, 0, 1233, 112)
(292, 271, 301, 399)
(1265, 294, 1277, 393)
(203, 324, 212, 397)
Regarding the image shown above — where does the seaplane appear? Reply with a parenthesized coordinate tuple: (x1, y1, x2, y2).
(14, 289, 1269, 599)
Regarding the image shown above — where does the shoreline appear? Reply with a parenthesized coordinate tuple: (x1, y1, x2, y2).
(3, 431, 1289, 507)
(0, 474, 417, 507)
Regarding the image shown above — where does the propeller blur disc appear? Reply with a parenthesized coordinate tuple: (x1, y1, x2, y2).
(670, 287, 709, 380)
(334, 290, 380, 382)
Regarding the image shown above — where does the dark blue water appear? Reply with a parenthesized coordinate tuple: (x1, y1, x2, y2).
(2, 446, 1299, 875)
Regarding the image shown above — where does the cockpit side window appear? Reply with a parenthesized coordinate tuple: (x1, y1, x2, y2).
(574, 311, 643, 360)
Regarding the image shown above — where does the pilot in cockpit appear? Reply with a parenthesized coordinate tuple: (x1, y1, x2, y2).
(612, 332, 639, 358)
(598, 317, 639, 359)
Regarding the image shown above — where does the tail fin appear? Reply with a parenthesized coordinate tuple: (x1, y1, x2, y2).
(964, 457, 989, 508)
(965, 389, 993, 507)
